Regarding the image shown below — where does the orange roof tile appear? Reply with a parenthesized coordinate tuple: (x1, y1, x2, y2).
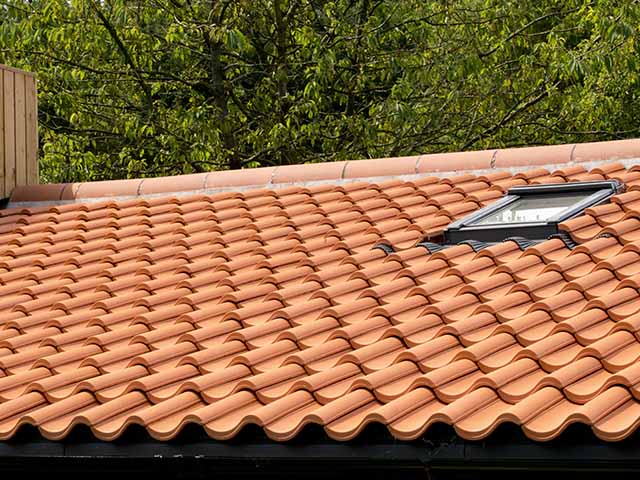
(3, 139, 640, 443)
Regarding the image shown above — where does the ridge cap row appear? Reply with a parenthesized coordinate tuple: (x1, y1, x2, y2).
(12, 139, 640, 204)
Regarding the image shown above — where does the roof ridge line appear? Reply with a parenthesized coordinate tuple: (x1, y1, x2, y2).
(10, 156, 639, 208)
(11, 138, 640, 204)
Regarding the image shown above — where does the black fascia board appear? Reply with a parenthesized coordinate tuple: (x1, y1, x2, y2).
(444, 180, 622, 243)
(4, 421, 640, 480)
(3, 436, 640, 479)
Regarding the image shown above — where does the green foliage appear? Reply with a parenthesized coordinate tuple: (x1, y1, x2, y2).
(1, 0, 639, 182)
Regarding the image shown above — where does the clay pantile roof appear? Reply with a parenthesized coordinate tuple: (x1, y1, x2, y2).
(4, 139, 640, 443)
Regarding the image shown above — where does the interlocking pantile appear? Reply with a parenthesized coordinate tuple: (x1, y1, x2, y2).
(6, 140, 640, 442)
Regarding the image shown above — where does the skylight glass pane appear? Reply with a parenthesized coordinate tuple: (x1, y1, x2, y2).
(473, 192, 592, 225)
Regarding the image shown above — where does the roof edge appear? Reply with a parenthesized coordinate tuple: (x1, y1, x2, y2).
(12, 138, 640, 203)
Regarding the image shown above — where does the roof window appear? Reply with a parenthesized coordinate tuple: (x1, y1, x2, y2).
(444, 180, 624, 243)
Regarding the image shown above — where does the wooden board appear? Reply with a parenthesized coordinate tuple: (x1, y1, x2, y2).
(0, 67, 4, 198)
(25, 75, 38, 186)
(15, 73, 26, 187)
(0, 65, 38, 196)
(3, 69, 14, 196)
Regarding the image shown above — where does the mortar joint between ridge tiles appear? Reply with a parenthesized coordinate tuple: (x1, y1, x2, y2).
(202, 173, 211, 190)
(340, 161, 349, 180)
(136, 179, 145, 196)
(490, 150, 498, 169)
(59, 185, 69, 201)
(569, 144, 578, 163)
(414, 155, 422, 174)
(269, 167, 279, 186)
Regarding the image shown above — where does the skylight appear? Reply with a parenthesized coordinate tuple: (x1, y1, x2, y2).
(444, 180, 623, 244)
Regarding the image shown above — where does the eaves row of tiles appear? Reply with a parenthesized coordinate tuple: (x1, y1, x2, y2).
(2, 157, 640, 443)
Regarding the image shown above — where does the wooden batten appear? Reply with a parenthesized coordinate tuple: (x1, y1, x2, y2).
(0, 64, 38, 198)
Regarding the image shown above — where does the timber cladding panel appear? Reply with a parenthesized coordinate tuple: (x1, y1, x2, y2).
(0, 64, 38, 198)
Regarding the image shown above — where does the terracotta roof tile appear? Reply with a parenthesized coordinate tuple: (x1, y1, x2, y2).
(6, 140, 640, 442)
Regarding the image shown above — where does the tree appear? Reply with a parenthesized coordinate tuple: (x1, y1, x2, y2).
(0, 1, 639, 183)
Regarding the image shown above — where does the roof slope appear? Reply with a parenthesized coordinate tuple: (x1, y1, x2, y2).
(2, 144, 640, 443)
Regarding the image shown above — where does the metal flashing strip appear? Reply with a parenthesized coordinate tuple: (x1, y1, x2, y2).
(457, 239, 491, 252)
(505, 236, 542, 251)
(372, 244, 395, 254)
(550, 231, 578, 250)
(416, 241, 449, 254)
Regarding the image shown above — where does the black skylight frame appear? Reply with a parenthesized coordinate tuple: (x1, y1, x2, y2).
(444, 180, 624, 244)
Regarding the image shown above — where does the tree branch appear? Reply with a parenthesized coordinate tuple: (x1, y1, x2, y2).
(87, 0, 153, 106)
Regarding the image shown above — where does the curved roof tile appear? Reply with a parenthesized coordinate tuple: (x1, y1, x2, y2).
(1, 139, 640, 442)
